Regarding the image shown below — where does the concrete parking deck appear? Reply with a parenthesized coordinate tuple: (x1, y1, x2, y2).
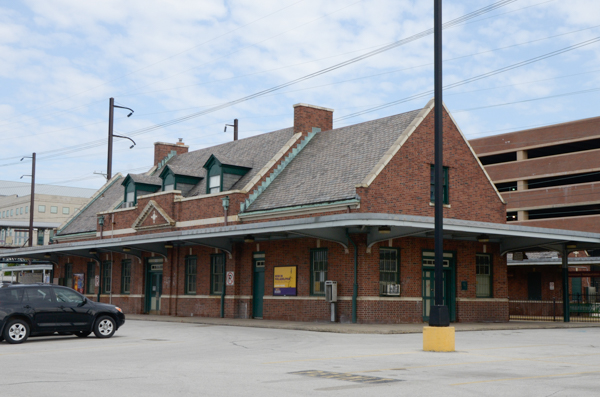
(126, 314, 600, 334)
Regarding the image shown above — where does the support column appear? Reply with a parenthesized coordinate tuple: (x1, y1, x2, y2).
(562, 245, 570, 322)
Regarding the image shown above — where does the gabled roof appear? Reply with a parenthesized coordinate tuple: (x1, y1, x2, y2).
(173, 127, 294, 197)
(202, 153, 253, 170)
(58, 175, 124, 236)
(159, 164, 204, 179)
(122, 174, 162, 186)
(246, 109, 423, 212)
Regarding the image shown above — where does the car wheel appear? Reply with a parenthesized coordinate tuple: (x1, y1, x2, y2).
(75, 331, 91, 338)
(4, 319, 30, 344)
(93, 316, 116, 338)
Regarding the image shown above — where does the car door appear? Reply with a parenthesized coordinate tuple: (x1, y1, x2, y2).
(23, 286, 61, 333)
(52, 287, 93, 331)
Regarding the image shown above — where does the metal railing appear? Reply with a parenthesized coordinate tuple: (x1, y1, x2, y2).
(509, 294, 600, 322)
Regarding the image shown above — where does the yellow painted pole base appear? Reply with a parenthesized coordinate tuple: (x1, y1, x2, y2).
(423, 326, 455, 352)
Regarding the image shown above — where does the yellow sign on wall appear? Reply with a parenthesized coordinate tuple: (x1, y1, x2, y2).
(273, 266, 297, 296)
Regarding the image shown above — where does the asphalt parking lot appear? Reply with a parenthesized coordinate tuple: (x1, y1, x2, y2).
(1, 320, 599, 396)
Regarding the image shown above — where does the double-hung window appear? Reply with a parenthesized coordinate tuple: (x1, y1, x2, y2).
(476, 254, 492, 297)
(121, 260, 131, 294)
(379, 248, 400, 296)
(64, 263, 73, 289)
(185, 256, 197, 294)
(102, 261, 112, 294)
(310, 249, 328, 295)
(210, 254, 225, 294)
(209, 175, 221, 194)
(430, 165, 449, 204)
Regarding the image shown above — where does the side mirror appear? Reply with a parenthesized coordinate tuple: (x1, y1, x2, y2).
(78, 297, 88, 307)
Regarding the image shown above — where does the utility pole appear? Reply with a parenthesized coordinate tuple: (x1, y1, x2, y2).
(107, 97, 135, 180)
(107, 98, 114, 180)
(28, 153, 35, 247)
(429, 0, 450, 327)
(224, 119, 238, 141)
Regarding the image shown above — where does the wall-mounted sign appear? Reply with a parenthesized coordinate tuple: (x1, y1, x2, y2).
(226, 271, 234, 286)
(95, 275, 100, 287)
(549, 282, 554, 291)
(274, 266, 297, 296)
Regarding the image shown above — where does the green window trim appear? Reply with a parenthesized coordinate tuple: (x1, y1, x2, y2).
(379, 247, 400, 296)
(102, 261, 112, 294)
(121, 259, 131, 294)
(185, 256, 197, 295)
(475, 253, 493, 298)
(310, 248, 328, 296)
(203, 155, 251, 194)
(430, 164, 449, 204)
(210, 254, 225, 295)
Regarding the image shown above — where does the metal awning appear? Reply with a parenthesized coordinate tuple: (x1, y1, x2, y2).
(1, 213, 600, 263)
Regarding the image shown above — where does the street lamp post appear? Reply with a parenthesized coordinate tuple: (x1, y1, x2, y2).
(107, 98, 135, 180)
(20, 153, 36, 248)
(429, 0, 449, 327)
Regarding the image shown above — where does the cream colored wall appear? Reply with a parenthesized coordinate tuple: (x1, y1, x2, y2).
(0, 193, 89, 223)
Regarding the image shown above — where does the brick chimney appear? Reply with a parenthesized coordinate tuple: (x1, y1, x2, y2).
(154, 139, 189, 167)
(293, 103, 334, 135)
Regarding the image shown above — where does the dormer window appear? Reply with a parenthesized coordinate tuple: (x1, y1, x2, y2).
(159, 165, 203, 196)
(203, 154, 252, 195)
(121, 174, 162, 207)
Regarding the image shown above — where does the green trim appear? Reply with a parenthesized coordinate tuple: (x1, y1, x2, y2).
(421, 249, 456, 322)
(310, 248, 328, 296)
(475, 253, 493, 298)
(430, 165, 449, 205)
(379, 247, 400, 297)
(121, 259, 131, 294)
(240, 199, 360, 217)
(102, 260, 112, 294)
(210, 253, 225, 295)
(57, 176, 123, 235)
(185, 255, 197, 295)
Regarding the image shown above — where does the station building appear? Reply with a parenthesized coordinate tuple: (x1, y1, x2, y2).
(3, 100, 600, 324)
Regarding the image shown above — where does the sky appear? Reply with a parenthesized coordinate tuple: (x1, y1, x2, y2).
(0, 0, 599, 190)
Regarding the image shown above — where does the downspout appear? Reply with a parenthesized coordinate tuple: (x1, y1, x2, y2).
(347, 230, 358, 324)
(220, 254, 226, 318)
(97, 260, 102, 303)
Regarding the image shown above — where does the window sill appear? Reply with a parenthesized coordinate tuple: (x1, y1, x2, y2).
(429, 202, 451, 208)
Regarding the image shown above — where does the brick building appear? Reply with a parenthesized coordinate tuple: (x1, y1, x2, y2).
(469, 116, 600, 305)
(3, 100, 600, 324)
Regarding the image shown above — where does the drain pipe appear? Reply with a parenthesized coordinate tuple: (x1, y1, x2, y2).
(347, 230, 358, 324)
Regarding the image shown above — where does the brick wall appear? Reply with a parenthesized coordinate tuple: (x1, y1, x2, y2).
(293, 103, 333, 134)
(154, 141, 189, 167)
(55, 235, 508, 323)
(358, 107, 506, 223)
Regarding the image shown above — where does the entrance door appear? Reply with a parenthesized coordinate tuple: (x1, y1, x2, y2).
(145, 258, 164, 314)
(422, 252, 455, 322)
(527, 272, 542, 301)
(252, 253, 265, 318)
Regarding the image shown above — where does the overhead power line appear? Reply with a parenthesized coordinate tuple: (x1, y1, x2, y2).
(0, 0, 519, 167)
(334, 36, 600, 121)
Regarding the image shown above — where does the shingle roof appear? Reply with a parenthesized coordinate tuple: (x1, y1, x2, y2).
(58, 176, 124, 235)
(246, 109, 423, 212)
(127, 174, 162, 186)
(170, 127, 294, 197)
(163, 164, 204, 179)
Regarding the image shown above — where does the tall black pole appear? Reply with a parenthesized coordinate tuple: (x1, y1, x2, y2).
(429, 0, 449, 327)
(107, 97, 115, 180)
(28, 153, 36, 247)
(234, 119, 238, 141)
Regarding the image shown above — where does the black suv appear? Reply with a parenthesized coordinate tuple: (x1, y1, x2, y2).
(0, 283, 125, 344)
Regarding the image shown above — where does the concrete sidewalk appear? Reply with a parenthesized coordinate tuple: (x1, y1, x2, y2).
(126, 314, 600, 334)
